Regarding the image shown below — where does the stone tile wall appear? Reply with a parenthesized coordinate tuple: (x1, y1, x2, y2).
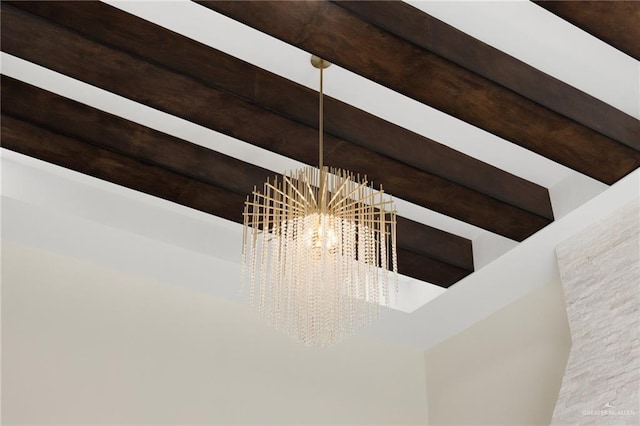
(552, 201, 639, 425)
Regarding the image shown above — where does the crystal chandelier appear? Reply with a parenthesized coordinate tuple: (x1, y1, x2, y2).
(242, 56, 398, 348)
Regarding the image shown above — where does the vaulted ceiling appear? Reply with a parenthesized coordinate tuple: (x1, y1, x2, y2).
(2, 1, 639, 290)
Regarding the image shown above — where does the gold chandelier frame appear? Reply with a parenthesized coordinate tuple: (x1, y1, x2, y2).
(241, 56, 398, 348)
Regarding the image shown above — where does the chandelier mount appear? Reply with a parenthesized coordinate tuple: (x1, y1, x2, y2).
(310, 55, 331, 69)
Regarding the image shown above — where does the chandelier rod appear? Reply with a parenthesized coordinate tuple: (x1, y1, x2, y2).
(311, 55, 331, 211)
(318, 61, 325, 209)
(319, 62, 324, 173)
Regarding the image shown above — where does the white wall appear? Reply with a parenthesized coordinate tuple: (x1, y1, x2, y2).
(1, 241, 428, 425)
(424, 279, 571, 425)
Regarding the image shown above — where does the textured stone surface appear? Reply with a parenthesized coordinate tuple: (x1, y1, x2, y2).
(552, 201, 639, 425)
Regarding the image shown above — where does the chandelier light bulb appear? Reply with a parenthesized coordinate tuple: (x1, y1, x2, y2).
(304, 213, 339, 251)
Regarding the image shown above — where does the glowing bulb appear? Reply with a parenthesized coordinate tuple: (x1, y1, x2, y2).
(304, 213, 338, 250)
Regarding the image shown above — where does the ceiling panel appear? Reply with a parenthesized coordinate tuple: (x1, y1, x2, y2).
(1, 2, 552, 241)
(1, 0, 638, 291)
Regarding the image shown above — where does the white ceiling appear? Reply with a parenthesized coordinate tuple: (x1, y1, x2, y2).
(1, 0, 638, 349)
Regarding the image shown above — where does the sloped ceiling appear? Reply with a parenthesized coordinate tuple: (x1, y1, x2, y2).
(1, 1, 639, 291)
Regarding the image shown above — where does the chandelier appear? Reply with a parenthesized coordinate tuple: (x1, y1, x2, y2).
(242, 56, 399, 348)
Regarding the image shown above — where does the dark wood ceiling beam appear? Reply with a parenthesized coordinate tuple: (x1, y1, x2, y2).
(394, 218, 470, 270)
(1, 75, 474, 282)
(0, 4, 551, 241)
(397, 248, 470, 288)
(2, 1, 553, 221)
(197, 0, 640, 184)
(332, 0, 640, 152)
(534, 1, 640, 61)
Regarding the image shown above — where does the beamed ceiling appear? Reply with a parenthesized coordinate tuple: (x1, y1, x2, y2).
(1, 1, 639, 289)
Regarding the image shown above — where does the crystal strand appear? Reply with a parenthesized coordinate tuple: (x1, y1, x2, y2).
(391, 212, 398, 295)
(347, 208, 356, 339)
(249, 189, 259, 310)
(241, 198, 249, 294)
(380, 214, 389, 307)
(257, 181, 268, 321)
(279, 211, 287, 331)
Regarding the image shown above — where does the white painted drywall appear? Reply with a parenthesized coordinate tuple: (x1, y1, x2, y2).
(424, 280, 571, 425)
(1, 242, 428, 425)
